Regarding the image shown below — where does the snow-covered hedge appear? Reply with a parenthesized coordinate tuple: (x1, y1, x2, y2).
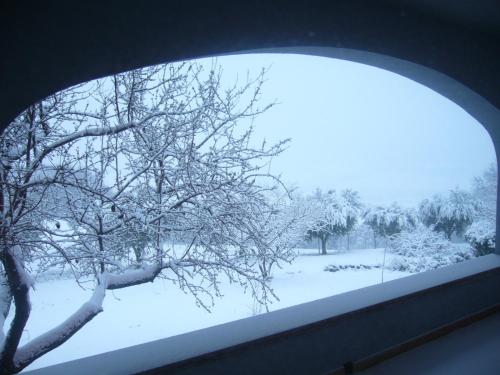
(324, 264, 381, 272)
(388, 226, 473, 273)
(465, 219, 496, 256)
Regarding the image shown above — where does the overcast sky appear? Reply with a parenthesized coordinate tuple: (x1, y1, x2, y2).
(208, 53, 496, 207)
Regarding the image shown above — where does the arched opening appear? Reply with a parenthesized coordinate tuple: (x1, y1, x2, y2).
(1, 55, 498, 374)
(1, 3, 499, 374)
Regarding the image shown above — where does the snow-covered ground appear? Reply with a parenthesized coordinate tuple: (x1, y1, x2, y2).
(16, 248, 409, 372)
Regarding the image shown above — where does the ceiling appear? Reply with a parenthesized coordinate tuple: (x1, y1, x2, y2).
(1, 1, 499, 130)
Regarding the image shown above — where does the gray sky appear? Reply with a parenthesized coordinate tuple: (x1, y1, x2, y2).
(211, 53, 496, 207)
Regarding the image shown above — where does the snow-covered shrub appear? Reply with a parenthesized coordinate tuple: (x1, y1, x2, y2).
(389, 251, 472, 273)
(465, 220, 496, 256)
(389, 226, 450, 257)
(388, 226, 473, 273)
(324, 264, 380, 272)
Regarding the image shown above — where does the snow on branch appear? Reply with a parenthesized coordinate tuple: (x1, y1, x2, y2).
(27, 122, 140, 169)
(13, 274, 108, 371)
(11, 262, 165, 371)
(106, 264, 163, 290)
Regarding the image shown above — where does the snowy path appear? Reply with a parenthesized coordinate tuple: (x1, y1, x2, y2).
(17, 248, 409, 372)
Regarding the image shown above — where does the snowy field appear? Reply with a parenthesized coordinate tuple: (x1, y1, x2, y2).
(16, 248, 411, 372)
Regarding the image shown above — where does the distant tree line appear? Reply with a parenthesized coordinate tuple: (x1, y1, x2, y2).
(291, 164, 496, 257)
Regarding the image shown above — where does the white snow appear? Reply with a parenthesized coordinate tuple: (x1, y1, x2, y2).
(11, 246, 35, 290)
(9, 248, 410, 372)
(0, 278, 10, 352)
(13, 275, 108, 368)
(106, 264, 161, 289)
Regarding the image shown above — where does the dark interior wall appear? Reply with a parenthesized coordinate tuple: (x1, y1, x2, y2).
(1, 0, 499, 130)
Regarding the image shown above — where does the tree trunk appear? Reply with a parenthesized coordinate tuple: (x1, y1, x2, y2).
(321, 236, 327, 255)
(133, 246, 143, 263)
(446, 229, 453, 240)
(0, 249, 31, 374)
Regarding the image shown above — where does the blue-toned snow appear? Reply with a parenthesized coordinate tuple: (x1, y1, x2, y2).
(13, 248, 410, 371)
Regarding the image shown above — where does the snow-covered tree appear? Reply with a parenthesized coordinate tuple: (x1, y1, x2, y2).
(0, 61, 289, 373)
(472, 164, 497, 221)
(466, 165, 497, 256)
(307, 189, 362, 255)
(364, 203, 416, 242)
(252, 194, 311, 281)
(363, 203, 416, 281)
(419, 189, 478, 240)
